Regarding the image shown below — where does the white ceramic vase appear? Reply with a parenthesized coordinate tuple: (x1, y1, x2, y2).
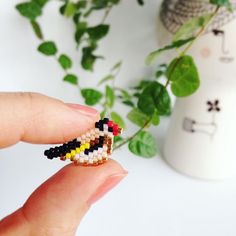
(162, 1, 236, 179)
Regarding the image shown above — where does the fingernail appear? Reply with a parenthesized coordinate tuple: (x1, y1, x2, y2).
(66, 103, 99, 117)
(87, 171, 128, 206)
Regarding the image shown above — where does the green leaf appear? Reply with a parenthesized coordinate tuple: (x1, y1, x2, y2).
(16, 2, 42, 20)
(77, 1, 87, 8)
(73, 13, 81, 24)
(58, 54, 72, 70)
(122, 100, 134, 107)
(63, 74, 78, 85)
(151, 110, 160, 126)
(98, 75, 114, 86)
(138, 81, 171, 116)
(105, 85, 115, 108)
(128, 131, 157, 158)
(32, 0, 48, 7)
(30, 20, 43, 39)
(210, 0, 232, 10)
(87, 24, 109, 41)
(111, 61, 122, 72)
(81, 88, 103, 105)
(155, 64, 167, 78)
(64, 2, 77, 17)
(91, 0, 120, 9)
(145, 37, 195, 65)
(166, 55, 200, 97)
(174, 14, 212, 41)
(133, 80, 152, 90)
(111, 111, 125, 129)
(127, 108, 150, 127)
(75, 22, 87, 44)
(38, 41, 57, 56)
(81, 46, 97, 71)
(114, 136, 123, 144)
(137, 0, 144, 5)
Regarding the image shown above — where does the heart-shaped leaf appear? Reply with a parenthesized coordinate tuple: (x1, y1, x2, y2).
(166, 55, 200, 97)
(128, 131, 157, 158)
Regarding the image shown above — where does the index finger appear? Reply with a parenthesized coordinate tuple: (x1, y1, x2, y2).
(0, 92, 99, 148)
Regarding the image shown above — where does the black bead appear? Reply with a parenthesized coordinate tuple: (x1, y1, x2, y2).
(95, 122, 100, 128)
(108, 127, 113, 132)
(44, 150, 50, 156)
(98, 143, 103, 148)
(103, 118, 109, 124)
(84, 149, 89, 155)
(75, 141, 81, 147)
(47, 154, 54, 160)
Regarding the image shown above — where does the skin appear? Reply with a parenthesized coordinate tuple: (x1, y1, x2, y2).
(0, 92, 127, 236)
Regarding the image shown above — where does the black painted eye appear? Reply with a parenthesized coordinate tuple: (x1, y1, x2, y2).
(212, 29, 224, 36)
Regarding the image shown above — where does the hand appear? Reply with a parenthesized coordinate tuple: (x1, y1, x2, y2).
(0, 92, 127, 236)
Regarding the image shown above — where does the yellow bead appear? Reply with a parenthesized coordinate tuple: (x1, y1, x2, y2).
(80, 145, 85, 151)
(66, 153, 71, 159)
(76, 148, 81, 153)
(85, 143, 90, 149)
(71, 150, 76, 157)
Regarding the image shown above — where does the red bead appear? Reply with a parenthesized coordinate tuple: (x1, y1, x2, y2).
(108, 121, 114, 127)
(113, 125, 119, 135)
(113, 125, 118, 131)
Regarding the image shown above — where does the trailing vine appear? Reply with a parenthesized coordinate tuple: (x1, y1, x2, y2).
(15, 0, 231, 158)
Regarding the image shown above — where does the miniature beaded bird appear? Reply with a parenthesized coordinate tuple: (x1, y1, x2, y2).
(44, 118, 123, 166)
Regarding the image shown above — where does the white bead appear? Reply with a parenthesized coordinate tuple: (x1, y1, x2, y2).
(98, 148, 103, 153)
(104, 124, 108, 130)
(80, 152, 85, 158)
(103, 152, 108, 158)
(75, 154, 80, 160)
(84, 156, 89, 161)
(99, 131, 104, 136)
(103, 145, 108, 151)
(89, 159, 93, 164)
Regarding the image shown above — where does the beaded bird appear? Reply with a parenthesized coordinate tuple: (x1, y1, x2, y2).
(44, 118, 123, 166)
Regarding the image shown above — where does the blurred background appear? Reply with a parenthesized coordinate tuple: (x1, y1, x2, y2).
(1, 1, 236, 235)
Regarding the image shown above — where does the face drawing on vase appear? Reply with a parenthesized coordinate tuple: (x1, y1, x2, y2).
(212, 28, 234, 63)
(182, 100, 221, 140)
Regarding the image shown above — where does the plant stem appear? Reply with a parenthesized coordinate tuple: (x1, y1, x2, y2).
(101, 6, 112, 23)
(113, 5, 221, 152)
(181, 6, 220, 56)
(113, 119, 151, 150)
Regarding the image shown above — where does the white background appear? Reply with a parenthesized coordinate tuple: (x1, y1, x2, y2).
(1, 1, 236, 236)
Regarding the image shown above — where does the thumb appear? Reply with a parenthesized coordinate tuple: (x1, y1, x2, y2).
(0, 160, 127, 236)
